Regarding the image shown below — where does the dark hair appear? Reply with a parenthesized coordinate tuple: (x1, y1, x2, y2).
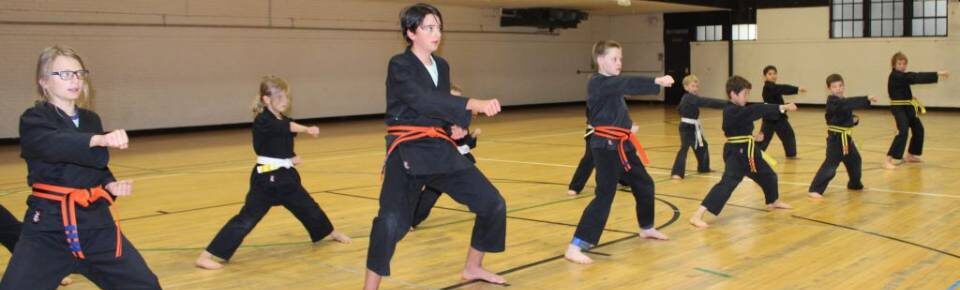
(826, 73, 844, 87)
(763, 65, 777, 75)
(400, 3, 443, 44)
(726, 75, 752, 97)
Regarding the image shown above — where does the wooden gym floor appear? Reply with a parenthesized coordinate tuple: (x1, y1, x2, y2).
(0, 103, 958, 289)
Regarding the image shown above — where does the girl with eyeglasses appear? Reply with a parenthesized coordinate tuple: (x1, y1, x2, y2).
(0, 45, 161, 290)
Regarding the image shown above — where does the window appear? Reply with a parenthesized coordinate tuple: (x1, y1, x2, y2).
(732, 24, 757, 40)
(870, 0, 903, 37)
(696, 25, 723, 41)
(830, 0, 947, 38)
(832, 0, 865, 38)
(912, 0, 947, 36)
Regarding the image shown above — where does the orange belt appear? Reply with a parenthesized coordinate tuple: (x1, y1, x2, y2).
(381, 126, 458, 178)
(31, 183, 121, 259)
(593, 126, 651, 171)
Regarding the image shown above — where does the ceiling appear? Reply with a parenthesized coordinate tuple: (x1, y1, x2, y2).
(375, 0, 727, 15)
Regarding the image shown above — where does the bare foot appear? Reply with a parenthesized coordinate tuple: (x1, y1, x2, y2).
(195, 251, 224, 270)
(767, 200, 792, 210)
(328, 231, 352, 244)
(60, 276, 73, 286)
(671, 175, 683, 180)
(567, 190, 578, 196)
(689, 206, 710, 228)
(904, 154, 923, 163)
(689, 216, 709, 228)
(882, 156, 898, 169)
(563, 244, 593, 264)
(807, 192, 824, 200)
(639, 228, 669, 240)
(462, 266, 506, 285)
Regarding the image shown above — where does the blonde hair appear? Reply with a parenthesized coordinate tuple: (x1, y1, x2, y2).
(682, 75, 700, 87)
(36, 45, 92, 108)
(891, 51, 908, 68)
(591, 40, 621, 68)
(252, 75, 289, 116)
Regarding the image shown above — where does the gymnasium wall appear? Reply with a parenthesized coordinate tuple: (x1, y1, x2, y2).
(0, 0, 665, 139)
(690, 41, 729, 100)
(692, 2, 959, 105)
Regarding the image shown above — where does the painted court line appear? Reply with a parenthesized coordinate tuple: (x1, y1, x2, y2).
(478, 157, 960, 200)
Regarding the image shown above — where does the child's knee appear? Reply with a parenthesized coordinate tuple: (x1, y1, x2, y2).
(373, 212, 409, 239)
(480, 195, 506, 218)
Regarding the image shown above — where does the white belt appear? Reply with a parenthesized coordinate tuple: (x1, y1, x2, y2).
(256, 156, 294, 173)
(584, 125, 594, 137)
(680, 117, 705, 148)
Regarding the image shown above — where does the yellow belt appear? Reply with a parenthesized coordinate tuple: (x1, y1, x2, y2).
(727, 135, 777, 173)
(256, 164, 283, 174)
(890, 99, 926, 115)
(828, 125, 854, 155)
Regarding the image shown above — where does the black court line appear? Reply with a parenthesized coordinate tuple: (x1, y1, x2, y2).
(118, 184, 377, 222)
(503, 215, 636, 235)
(656, 192, 960, 260)
(439, 196, 681, 290)
(322, 189, 645, 236)
(655, 192, 769, 212)
(791, 215, 960, 259)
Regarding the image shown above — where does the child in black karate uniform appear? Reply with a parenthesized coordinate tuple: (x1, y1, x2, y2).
(0, 205, 21, 253)
(195, 76, 351, 270)
(563, 40, 673, 265)
(410, 85, 482, 229)
(670, 75, 726, 179)
(758, 65, 806, 158)
(0, 204, 74, 286)
(566, 120, 634, 196)
(808, 74, 878, 199)
(1, 45, 160, 290)
(364, 4, 507, 289)
(689, 76, 797, 229)
(881, 52, 950, 169)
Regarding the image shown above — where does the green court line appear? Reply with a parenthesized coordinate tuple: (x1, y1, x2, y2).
(694, 267, 732, 278)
